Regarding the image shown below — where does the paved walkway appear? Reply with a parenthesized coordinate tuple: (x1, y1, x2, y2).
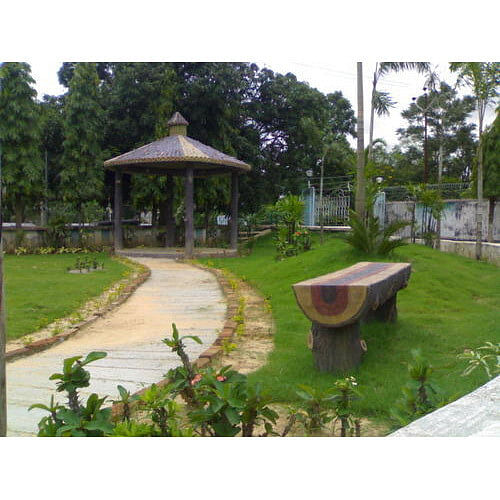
(6, 258, 226, 436)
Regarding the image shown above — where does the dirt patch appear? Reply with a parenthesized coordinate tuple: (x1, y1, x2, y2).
(212, 276, 274, 375)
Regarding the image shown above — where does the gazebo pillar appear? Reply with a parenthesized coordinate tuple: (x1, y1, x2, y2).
(230, 172, 239, 250)
(114, 170, 123, 250)
(165, 174, 175, 247)
(185, 167, 194, 258)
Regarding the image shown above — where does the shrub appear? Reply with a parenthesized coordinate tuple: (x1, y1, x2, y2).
(345, 209, 410, 256)
(390, 349, 445, 427)
(272, 195, 311, 260)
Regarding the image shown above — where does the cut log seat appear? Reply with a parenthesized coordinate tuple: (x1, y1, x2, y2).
(293, 262, 411, 372)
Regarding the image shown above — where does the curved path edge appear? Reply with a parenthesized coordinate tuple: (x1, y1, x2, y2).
(111, 261, 240, 419)
(5, 257, 151, 363)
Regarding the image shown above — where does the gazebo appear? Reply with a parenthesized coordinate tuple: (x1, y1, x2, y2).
(104, 112, 251, 258)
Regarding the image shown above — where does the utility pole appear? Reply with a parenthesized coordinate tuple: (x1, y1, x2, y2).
(355, 62, 366, 219)
(41, 149, 48, 227)
(0, 75, 7, 437)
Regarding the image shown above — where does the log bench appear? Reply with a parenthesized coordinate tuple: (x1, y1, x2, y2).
(292, 262, 411, 373)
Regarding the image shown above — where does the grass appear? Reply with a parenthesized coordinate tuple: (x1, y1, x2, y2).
(200, 233, 500, 429)
(4, 253, 130, 340)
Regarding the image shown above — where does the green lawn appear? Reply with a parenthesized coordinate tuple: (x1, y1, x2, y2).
(201, 233, 500, 427)
(4, 253, 130, 340)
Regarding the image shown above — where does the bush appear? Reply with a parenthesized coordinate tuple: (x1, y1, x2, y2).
(271, 195, 311, 260)
(345, 209, 410, 256)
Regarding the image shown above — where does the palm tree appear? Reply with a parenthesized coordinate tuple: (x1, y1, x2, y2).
(450, 62, 499, 254)
(368, 62, 430, 161)
(355, 62, 366, 219)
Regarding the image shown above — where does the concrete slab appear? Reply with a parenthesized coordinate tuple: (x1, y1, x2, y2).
(390, 376, 499, 437)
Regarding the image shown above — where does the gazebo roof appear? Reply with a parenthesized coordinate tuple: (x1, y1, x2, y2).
(104, 112, 251, 176)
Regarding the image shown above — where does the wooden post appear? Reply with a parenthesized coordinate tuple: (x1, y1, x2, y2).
(185, 168, 194, 258)
(114, 170, 123, 250)
(165, 174, 175, 247)
(0, 133, 6, 436)
(311, 322, 363, 373)
(230, 172, 239, 250)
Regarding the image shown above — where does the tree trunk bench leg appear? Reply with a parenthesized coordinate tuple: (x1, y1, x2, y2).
(311, 321, 363, 373)
(372, 294, 398, 322)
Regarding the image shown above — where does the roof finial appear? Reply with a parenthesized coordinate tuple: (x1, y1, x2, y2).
(167, 112, 189, 136)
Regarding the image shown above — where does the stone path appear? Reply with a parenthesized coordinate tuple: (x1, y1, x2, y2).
(6, 258, 226, 436)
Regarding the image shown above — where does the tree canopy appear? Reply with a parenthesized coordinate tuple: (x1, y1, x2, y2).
(0, 62, 42, 227)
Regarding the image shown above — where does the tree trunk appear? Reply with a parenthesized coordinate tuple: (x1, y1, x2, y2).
(367, 64, 378, 162)
(476, 109, 484, 259)
(488, 197, 496, 243)
(311, 321, 363, 373)
(14, 193, 23, 230)
(355, 62, 366, 219)
(185, 167, 194, 258)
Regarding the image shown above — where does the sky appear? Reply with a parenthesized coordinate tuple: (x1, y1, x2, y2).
(29, 60, 496, 150)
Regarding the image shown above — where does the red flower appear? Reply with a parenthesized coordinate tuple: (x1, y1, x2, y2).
(190, 374, 202, 385)
(216, 375, 227, 382)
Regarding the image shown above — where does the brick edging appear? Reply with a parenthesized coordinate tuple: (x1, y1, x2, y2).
(111, 261, 241, 420)
(5, 257, 151, 363)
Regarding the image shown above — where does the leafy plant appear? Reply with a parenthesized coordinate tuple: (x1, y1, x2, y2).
(390, 349, 443, 427)
(457, 342, 499, 380)
(294, 384, 336, 435)
(272, 195, 311, 260)
(330, 376, 361, 437)
(30, 351, 114, 436)
(345, 209, 410, 256)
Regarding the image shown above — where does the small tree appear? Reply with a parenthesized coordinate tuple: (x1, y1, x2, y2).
(60, 63, 104, 232)
(0, 62, 42, 229)
(481, 111, 499, 242)
(450, 63, 499, 256)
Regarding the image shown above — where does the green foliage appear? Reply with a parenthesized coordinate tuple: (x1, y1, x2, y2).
(60, 63, 104, 219)
(345, 209, 410, 256)
(330, 376, 362, 437)
(294, 384, 336, 435)
(396, 82, 477, 183)
(482, 111, 500, 199)
(390, 349, 443, 427)
(30, 351, 113, 436)
(294, 377, 362, 436)
(272, 195, 311, 259)
(412, 185, 445, 246)
(457, 342, 499, 380)
(0, 62, 42, 226)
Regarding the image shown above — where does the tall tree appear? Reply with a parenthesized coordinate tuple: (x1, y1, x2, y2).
(60, 63, 104, 225)
(396, 82, 477, 182)
(39, 94, 65, 223)
(0, 62, 42, 228)
(450, 62, 499, 256)
(368, 62, 430, 161)
(481, 110, 499, 242)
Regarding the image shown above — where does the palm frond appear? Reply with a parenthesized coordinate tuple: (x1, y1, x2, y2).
(373, 90, 396, 116)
